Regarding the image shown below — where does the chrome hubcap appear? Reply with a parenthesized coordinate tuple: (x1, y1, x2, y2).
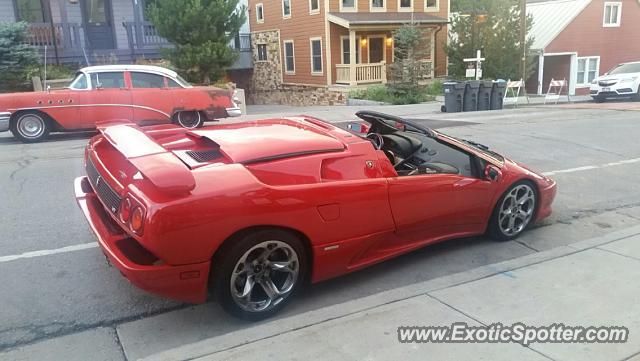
(18, 115, 45, 138)
(499, 184, 536, 237)
(177, 111, 201, 129)
(230, 240, 299, 313)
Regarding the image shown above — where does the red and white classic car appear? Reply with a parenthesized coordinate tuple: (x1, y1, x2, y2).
(0, 65, 241, 143)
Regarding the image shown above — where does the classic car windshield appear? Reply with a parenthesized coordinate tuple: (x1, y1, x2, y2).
(69, 73, 88, 90)
(608, 63, 640, 75)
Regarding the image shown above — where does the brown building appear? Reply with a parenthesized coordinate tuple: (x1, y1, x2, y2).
(526, 0, 640, 96)
(247, 0, 450, 105)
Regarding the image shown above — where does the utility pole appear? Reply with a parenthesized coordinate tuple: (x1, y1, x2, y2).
(519, 0, 527, 82)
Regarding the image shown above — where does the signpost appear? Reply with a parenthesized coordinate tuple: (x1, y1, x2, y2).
(464, 50, 485, 80)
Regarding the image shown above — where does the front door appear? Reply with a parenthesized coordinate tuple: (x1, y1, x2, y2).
(368, 37, 384, 63)
(83, 0, 115, 50)
(129, 71, 176, 125)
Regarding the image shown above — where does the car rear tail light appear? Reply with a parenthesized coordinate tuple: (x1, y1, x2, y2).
(130, 206, 145, 234)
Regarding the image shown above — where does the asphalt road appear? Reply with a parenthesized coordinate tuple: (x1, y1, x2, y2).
(1, 103, 640, 359)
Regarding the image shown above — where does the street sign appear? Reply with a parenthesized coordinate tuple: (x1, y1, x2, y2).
(464, 50, 485, 80)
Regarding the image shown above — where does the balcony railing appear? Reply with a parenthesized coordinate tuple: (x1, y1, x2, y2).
(26, 23, 84, 49)
(336, 62, 387, 85)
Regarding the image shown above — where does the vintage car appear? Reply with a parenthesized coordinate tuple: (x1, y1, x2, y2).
(74, 111, 556, 320)
(0, 65, 241, 143)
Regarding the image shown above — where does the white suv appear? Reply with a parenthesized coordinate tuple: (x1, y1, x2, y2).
(590, 61, 640, 102)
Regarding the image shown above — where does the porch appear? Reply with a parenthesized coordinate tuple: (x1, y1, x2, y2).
(327, 12, 446, 86)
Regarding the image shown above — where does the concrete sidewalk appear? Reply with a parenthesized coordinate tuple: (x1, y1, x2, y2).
(146, 225, 640, 361)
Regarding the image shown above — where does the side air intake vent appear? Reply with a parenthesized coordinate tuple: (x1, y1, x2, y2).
(187, 149, 222, 162)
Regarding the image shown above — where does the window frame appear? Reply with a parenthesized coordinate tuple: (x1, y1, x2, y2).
(340, 35, 361, 65)
(309, 37, 324, 75)
(69, 72, 90, 91)
(398, 0, 413, 12)
(282, 0, 292, 19)
(425, 0, 439, 12)
(14, 0, 49, 23)
(340, 0, 357, 12)
(130, 71, 165, 89)
(255, 3, 264, 23)
(370, 0, 386, 12)
(576, 56, 600, 87)
(603, 2, 622, 27)
(256, 43, 268, 62)
(309, 0, 320, 14)
(283, 40, 296, 75)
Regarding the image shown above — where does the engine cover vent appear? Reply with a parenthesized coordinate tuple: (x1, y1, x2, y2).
(187, 149, 222, 163)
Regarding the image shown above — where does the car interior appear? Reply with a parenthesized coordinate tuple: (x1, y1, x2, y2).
(355, 111, 479, 178)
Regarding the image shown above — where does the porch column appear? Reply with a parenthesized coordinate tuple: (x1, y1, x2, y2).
(349, 29, 357, 86)
(537, 54, 544, 95)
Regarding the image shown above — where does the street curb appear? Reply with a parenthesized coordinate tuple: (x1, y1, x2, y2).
(143, 224, 640, 361)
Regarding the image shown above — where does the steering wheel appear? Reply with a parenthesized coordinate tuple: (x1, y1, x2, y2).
(366, 133, 384, 150)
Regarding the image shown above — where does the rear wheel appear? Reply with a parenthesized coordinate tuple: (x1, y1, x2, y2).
(10, 111, 51, 143)
(211, 229, 307, 321)
(175, 111, 204, 129)
(488, 181, 538, 242)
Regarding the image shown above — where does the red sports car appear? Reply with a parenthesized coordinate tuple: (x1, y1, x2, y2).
(0, 65, 241, 143)
(74, 111, 556, 320)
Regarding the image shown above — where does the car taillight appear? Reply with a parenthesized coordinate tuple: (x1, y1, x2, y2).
(120, 197, 132, 223)
(130, 206, 145, 234)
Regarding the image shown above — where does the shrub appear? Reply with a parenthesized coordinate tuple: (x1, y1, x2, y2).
(350, 84, 435, 105)
(0, 22, 39, 92)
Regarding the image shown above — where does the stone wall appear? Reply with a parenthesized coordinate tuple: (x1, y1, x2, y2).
(250, 30, 282, 92)
(249, 84, 348, 106)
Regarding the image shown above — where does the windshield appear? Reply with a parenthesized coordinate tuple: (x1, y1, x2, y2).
(608, 63, 640, 75)
(452, 136, 505, 162)
(69, 72, 88, 90)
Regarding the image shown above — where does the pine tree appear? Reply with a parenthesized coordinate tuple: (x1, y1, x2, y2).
(0, 22, 39, 92)
(147, 0, 247, 84)
(445, 0, 535, 81)
(387, 22, 432, 102)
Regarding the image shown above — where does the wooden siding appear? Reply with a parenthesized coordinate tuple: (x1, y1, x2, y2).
(329, 0, 447, 18)
(546, 0, 640, 81)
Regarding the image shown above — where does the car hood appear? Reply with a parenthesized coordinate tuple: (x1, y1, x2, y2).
(595, 72, 640, 82)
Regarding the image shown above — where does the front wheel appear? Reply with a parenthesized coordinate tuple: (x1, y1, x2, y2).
(175, 111, 204, 129)
(488, 181, 538, 242)
(10, 111, 51, 143)
(212, 229, 307, 321)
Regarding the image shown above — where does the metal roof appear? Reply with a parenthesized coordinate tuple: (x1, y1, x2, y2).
(78, 65, 178, 78)
(527, 0, 592, 50)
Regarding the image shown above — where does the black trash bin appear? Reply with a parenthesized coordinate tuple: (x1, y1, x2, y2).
(490, 80, 507, 110)
(463, 81, 480, 112)
(477, 81, 493, 111)
(442, 82, 465, 113)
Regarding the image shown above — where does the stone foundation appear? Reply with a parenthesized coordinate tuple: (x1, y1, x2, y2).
(249, 84, 348, 106)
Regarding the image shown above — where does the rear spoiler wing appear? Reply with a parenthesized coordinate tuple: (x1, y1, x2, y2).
(98, 124, 196, 194)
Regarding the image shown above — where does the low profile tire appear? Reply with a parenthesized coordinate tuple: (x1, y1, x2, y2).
(488, 181, 538, 242)
(10, 111, 51, 143)
(212, 229, 308, 321)
(175, 111, 204, 129)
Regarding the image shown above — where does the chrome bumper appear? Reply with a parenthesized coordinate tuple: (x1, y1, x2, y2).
(0, 112, 10, 132)
(225, 107, 242, 117)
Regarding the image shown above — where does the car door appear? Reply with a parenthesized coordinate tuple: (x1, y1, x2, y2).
(129, 71, 176, 125)
(77, 71, 132, 128)
(387, 141, 497, 244)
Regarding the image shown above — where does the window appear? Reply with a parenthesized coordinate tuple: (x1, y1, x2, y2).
(425, 0, 438, 11)
(341, 36, 360, 64)
(131, 72, 165, 88)
(15, 0, 47, 22)
(371, 0, 385, 11)
(256, 3, 264, 23)
(90, 72, 125, 89)
(341, 0, 356, 11)
(398, 0, 412, 11)
(577, 57, 599, 86)
(603, 2, 621, 27)
(257, 44, 268, 61)
(284, 40, 295, 74)
(166, 78, 182, 88)
(282, 0, 291, 18)
(309, 0, 320, 14)
(69, 73, 88, 90)
(310, 38, 323, 74)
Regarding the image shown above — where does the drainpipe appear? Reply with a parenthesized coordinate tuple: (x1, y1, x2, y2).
(433, 23, 446, 77)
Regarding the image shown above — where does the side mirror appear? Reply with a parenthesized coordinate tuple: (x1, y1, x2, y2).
(347, 122, 370, 134)
(484, 164, 501, 182)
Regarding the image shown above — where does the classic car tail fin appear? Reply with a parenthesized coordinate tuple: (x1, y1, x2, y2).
(97, 124, 196, 194)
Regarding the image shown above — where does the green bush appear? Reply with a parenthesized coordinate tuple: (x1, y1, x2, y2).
(425, 80, 443, 96)
(0, 22, 39, 92)
(350, 84, 435, 105)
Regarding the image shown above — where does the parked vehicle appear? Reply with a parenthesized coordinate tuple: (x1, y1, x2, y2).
(590, 61, 640, 102)
(74, 111, 556, 320)
(0, 65, 241, 143)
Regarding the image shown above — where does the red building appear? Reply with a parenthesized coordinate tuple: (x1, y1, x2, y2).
(526, 0, 640, 95)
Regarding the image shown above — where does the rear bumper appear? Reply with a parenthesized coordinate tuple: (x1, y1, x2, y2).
(0, 112, 10, 132)
(535, 179, 557, 222)
(74, 176, 210, 303)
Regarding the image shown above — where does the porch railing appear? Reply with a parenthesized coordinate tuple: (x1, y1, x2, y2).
(26, 23, 84, 49)
(335, 62, 387, 85)
(123, 21, 171, 49)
